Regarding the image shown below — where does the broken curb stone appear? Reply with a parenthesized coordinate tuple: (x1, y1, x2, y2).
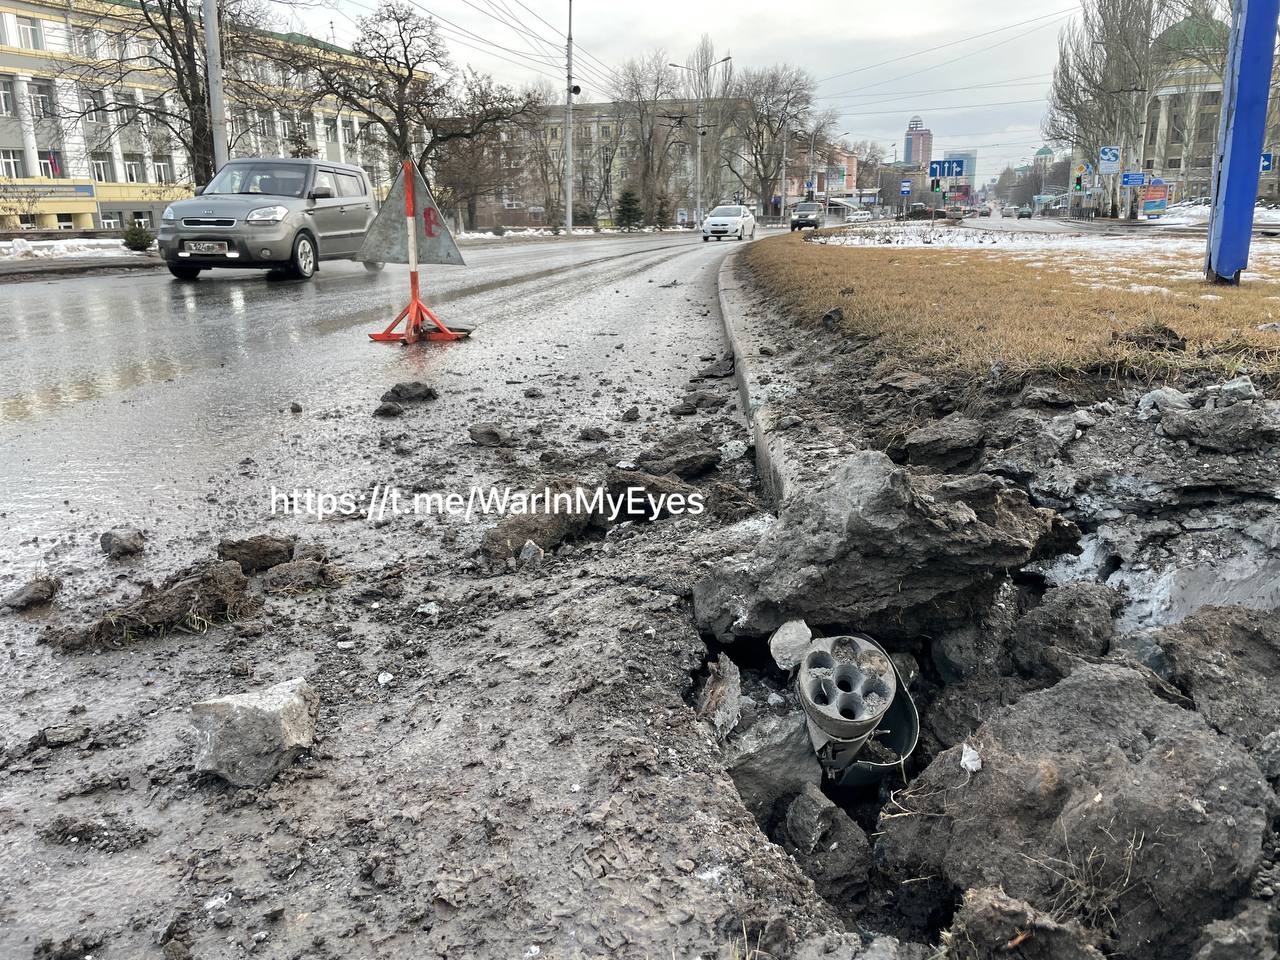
(100, 526, 145, 558)
(217, 533, 297, 574)
(380, 381, 438, 403)
(4, 576, 61, 610)
(191, 677, 318, 787)
(469, 422, 514, 447)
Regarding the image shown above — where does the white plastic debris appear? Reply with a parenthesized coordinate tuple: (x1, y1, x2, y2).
(377, 672, 394, 687)
(960, 743, 983, 774)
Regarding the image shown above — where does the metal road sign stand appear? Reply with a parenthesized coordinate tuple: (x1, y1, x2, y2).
(1206, 0, 1280, 284)
(362, 160, 471, 344)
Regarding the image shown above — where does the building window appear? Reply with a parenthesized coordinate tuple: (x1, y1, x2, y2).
(38, 151, 63, 178)
(91, 153, 113, 182)
(0, 149, 23, 178)
(341, 118, 355, 143)
(72, 26, 98, 58)
(1192, 155, 1212, 169)
(56, 213, 74, 229)
(324, 117, 337, 142)
(29, 83, 55, 119)
(100, 211, 121, 228)
(1144, 158, 1155, 170)
(279, 115, 295, 141)
(1195, 112, 1218, 143)
(0, 79, 13, 118)
(81, 89, 105, 122)
(130, 211, 151, 228)
(123, 154, 144, 183)
(17, 16, 44, 50)
(1167, 157, 1182, 169)
(153, 156, 172, 182)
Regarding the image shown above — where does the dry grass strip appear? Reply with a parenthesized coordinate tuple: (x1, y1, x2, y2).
(744, 228, 1280, 380)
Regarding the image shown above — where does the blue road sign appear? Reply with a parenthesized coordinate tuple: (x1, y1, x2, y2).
(899, 179, 912, 196)
(928, 159, 966, 178)
(1263, 153, 1274, 173)
(1121, 172, 1146, 187)
(1207, 0, 1280, 282)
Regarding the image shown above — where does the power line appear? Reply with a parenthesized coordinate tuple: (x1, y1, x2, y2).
(323, 0, 569, 82)
(819, 75, 1052, 104)
(825, 16, 1072, 99)
(834, 97, 1046, 119)
(816, 7, 1077, 84)
(501, 0, 617, 85)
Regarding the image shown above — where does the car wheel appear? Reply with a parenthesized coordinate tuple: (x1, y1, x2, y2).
(288, 233, 316, 280)
(167, 263, 201, 281)
(702, 235, 709, 242)
(362, 260, 385, 273)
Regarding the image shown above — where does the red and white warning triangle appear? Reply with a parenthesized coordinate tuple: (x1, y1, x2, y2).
(357, 162, 464, 267)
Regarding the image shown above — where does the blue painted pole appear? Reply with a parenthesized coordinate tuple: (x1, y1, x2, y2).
(1206, 0, 1280, 283)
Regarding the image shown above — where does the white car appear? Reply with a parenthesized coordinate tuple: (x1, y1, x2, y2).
(844, 209, 873, 223)
(702, 204, 756, 241)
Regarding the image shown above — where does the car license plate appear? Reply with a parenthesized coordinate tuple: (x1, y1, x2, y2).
(185, 241, 227, 254)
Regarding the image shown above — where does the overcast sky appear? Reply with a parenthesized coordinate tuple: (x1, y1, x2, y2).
(289, 0, 1079, 180)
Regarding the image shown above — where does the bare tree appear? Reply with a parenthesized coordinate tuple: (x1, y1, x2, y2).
(53, 0, 285, 184)
(611, 51, 682, 223)
(1044, 0, 1180, 215)
(675, 35, 737, 210)
(722, 64, 814, 214)
(302, 2, 535, 174)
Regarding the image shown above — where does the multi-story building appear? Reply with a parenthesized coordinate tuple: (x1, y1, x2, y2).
(943, 148, 977, 182)
(1139, 15, 1280, 201)
(903, 115, 932, 168)
(0, 0, 376, 229)
(474, 98, 750, 228)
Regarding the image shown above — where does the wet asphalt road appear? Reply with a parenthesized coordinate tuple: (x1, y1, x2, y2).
(0, 231, 747, 572)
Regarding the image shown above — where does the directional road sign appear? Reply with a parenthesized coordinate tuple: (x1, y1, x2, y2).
(1263, 153, 1274, 173)
(928, 159, 965, 178)
(1121, 172, 1146, 187)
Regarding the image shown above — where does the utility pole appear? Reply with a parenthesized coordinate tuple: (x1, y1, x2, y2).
(563, 0, 573, 236)
(671, 55, 730, 225)
(778, 126, 787, 223)
(202, 0, 229, 171)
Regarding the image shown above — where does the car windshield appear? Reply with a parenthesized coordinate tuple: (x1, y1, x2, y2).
(204, 162, 309, 198)
(796, 204, 822, 212)
(709, 206, 741, 217)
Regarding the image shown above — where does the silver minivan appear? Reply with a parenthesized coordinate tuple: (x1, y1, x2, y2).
(157, 158, 382, 281)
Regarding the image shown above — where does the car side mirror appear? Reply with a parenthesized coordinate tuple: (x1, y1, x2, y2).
(193, 183, 205, 195)
(309, 186, 333, 200)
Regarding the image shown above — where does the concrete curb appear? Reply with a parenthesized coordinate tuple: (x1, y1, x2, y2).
(716, 249, 811, 509)
(0, 256, 163, 282)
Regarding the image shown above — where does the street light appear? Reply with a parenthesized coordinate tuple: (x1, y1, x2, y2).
(801, 128, 849, 203)
(671, 55, 731, 225)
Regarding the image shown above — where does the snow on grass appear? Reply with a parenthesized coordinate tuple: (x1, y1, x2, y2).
(0, 237, 150, 261)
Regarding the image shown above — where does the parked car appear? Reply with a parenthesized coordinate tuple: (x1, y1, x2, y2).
(158, 158, 382, 281)
(790, 202, 826, 231)
(979, 207, 993, 217)
(844, 209, 873, 223)
(1017, 206, 1034, 219)
(1002, 205, 1019, 217)
(702, 204, 756, 241)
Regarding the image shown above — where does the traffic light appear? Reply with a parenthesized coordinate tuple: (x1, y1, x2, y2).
(1074, 175, 1083, 192)
(931, 178, 941, 193)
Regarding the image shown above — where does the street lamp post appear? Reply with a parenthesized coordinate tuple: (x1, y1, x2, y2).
(671, 55, 731, 226)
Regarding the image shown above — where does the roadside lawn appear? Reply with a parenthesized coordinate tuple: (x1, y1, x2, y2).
(744, 224, 1280, 379)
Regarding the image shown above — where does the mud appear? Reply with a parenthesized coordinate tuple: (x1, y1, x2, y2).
(4, 240, 1280, 958)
